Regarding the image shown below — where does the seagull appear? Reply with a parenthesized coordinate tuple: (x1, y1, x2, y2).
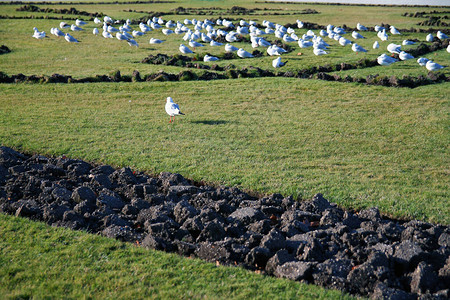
(272, 57, 286, 68)
(377, 53, 397, 66)
(313, 48, 327, 55)
(64, 33, 79, 43)
(426, 60, 445, 71)
(225, 43, 239, 52)
(237, 48, 253, 58)
(378, 29, 388, 41)
(426, 34, 433, 42)
(93, 28, 99, 35)
(189, 40, 204, 48)
(60, 22, 70, 29)
(267, 45, 281, 56)
(127, 39, 139, 47)
(402, 40, 415, 45)
(298, 39, 313, 48)
(104, 16, 113, 24)
(352, 31, 365, 39)
(116, 32, 127, 41)
(102, 31, 113, 38)
(373, 41, 380, 49)
(210, 40, 223, 46)
(399, 51, 414, 60)
(352, 43, 367, 52)
(417, 57, 430, 66)
(283, 35, 296, 43)
(437, 31, 448, 40)
(203, 54, 219, 62)
(165, 97, 184, 123)
(107, 26, 119, 33)
(75, 19, 87, 26)
(132, 30, 144, 37)
(390, 26, 401, 35)
(71, 24, 83, 31)
(339, 37, 352, 46)
(179, 44, 193, 54)
(357, 23, 368, 31)
(162, 29, 174, 35)
(387, 43, 402, 54)
(150, 38, 164, 44)
(94, 17, 102, 24)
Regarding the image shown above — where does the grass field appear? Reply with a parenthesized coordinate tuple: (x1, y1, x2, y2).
(0, 0, 449, 298)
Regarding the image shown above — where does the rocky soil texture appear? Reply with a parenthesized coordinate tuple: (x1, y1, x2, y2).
(0, 146, 449, 299)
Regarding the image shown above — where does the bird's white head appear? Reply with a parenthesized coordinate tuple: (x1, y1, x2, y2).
(167, 97, 173, 103)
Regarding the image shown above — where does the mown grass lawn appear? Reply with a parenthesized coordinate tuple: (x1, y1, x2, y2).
(0, 214, 355, 299)
(1, 78, 448, 224)
(0, 0, 449, 298)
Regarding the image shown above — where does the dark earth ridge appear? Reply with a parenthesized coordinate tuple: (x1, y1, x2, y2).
(0, 146, 449, 299)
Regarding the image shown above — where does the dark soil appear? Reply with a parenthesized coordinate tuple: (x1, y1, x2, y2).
(1, 146, 449, 299)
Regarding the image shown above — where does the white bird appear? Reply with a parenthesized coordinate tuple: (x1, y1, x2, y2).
(387, 43, 401, 54)
(203, 54, 219, 62)
(437, 31, 448, 40)
(165, 97, 184, 123)
(339, 37, 352, 46)
(373, 41, 380, 49)
(447, 44, 450, 53)
(426, 60, 445, 71)
(377, 53, 397, 66)
(116, 32, 127, 41)
(357, 23, 368, 31)
(352, 43, 367, 52)
(352, 31, 365, 39)
(64, 33, 78, 43)
(399, 51, 414, 60)
(150, 38, 164, 44)
(313, 48, 327, 56)
(390, 26, 401, 35)
(75, 19, 87, 27)
(32, 29, 46, 39)
(201, 33, 212, 43)
(71, 24, 83, 31)
(272, 57, 286, 68)
(298, 39, 313, 48)
(127, 39, 139, 47)
(297, 20, 304, 28)
(374, 25, 385, 32)
(283, 35, 296, 43)
(107, 26, 119, 33)
(417, 57, 430, 66)
(320, 29, 327, 36)
(179, 44, 193, 54)
(267, 45, 281, 56)
(225, 33, 238, 43)
(225, 43, 239, 52)
(402, 40, 415, 45)
(378, 29, 388, 41)
(93, 28, 99, 35)
(258, 39, 271, 47)
(333, 27, 345, 35)
(426, 34, 433, 42)
(210, 40, 223, 46)
(104, 16, 113, 24)
(132, 30, 144, 37)
(189, 40, 204, 48)
(60, 22, 70, 29)
(53, 28, 65, 37)
(94, 17, 102, 24)
(102, 31, 113, 38)
(162, 29, 174, 35)
(237, 48, 253, 58)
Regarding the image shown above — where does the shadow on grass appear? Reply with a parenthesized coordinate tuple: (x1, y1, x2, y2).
(190, 120, 229, 125)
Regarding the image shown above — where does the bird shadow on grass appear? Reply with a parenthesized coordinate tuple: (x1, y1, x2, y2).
(190, 120, 229, 125)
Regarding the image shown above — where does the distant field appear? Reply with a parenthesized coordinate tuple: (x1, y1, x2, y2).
(0, 0, 449, 298)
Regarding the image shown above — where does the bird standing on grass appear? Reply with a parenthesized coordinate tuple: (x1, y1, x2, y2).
(165, 97, 184, 123)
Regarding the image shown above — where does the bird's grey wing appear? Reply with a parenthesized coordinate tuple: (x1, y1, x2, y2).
(171, 103, 180, 111)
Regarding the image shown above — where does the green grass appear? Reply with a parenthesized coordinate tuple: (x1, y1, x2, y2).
(0, 214, 355, 299)
(0, 1, 449, 298)
(1, 79, 448, 224)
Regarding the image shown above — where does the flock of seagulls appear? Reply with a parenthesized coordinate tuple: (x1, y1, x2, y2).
(32, 15, 449, 70)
